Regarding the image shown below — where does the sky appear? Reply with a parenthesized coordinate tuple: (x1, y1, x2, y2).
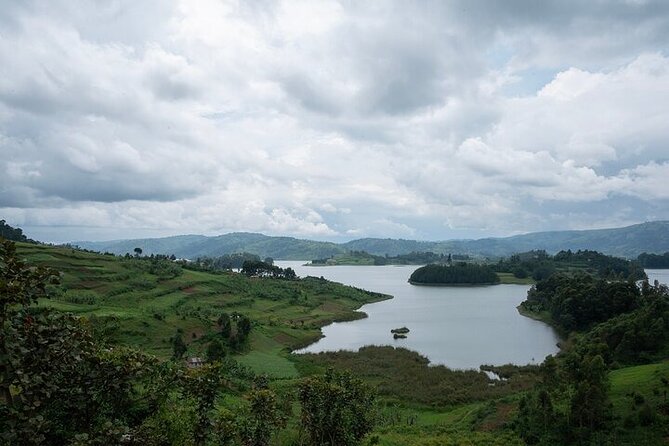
(1, 0, 669, 243)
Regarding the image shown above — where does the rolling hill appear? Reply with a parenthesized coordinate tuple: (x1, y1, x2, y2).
(74, 221, 669, 260)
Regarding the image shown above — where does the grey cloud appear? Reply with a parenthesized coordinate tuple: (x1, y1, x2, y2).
(2, 0, 669, 242)
(280, 74, 342, 115)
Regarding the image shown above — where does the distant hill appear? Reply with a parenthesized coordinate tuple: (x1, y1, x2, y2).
(76, 232, 345, 260)
(344, 221, 669, 258)
(74, 221, 669, 260)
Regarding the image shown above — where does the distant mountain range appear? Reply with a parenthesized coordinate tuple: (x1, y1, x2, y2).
(73, 221, 669, 260)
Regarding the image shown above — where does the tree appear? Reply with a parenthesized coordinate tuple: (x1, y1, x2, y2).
(134, 247, 143, 257)
(239, 378, 285, 446)
(298, 368, 376, 446)
(568, 354, 610, 433)
(238, 315, 252, 339)
(0, 220, 34, 243)
(218, 312, 232, 339)
(517, 389, 559, 445)
(1, 240, 165, 444)
(409, 263, 499, 285)
(172, 331, 187, 360)
(181, 363, 224, 446)
(0, 239, 59, 406)
(206, 339, 226, 362)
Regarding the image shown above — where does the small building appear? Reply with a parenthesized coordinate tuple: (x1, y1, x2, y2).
(186, 357, 205, 369)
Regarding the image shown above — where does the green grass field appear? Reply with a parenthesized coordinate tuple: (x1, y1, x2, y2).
(607, 361, 669, 444)
(496, 272, 535, 285)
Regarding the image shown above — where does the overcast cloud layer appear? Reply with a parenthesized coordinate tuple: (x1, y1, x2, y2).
(2, 0, 669, 243)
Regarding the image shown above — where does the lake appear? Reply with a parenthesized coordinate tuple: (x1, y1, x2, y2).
(276, 263, 669, 370)
(646, 269, 669, 286)
(276, 261, 561, 370)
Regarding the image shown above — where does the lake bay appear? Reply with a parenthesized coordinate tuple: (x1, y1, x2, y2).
(276, 261, 561, 370)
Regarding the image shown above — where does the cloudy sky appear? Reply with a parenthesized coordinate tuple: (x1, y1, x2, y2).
(1, 0, 669, 243)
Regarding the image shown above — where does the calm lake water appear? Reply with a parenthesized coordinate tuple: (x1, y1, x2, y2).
(276, 261, 562, 370)
(646, 269, 669, 286)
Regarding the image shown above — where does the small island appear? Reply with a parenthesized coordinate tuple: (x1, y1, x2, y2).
(391, 327, 410, 339)
(408, 262, 500, 286)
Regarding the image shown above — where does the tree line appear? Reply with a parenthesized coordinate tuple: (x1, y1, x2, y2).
(516, 269, 669, 444)
(409, 262, 500, 285)
(241, 260, 297, 280)
(496, 249, 647, 281)
(188, 252, 267, 271)
(0, 220, 37, 244)
(637, 251, 669, 268)
(521, 272, 642, 331)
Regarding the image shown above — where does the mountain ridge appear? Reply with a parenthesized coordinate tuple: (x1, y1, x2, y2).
(73, 221, 669, 260)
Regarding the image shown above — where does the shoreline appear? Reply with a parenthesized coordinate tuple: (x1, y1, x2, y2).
(408, 280, 499, 287)
(516, 304, 567, 344)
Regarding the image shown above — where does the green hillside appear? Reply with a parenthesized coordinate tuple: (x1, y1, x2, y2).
(14, 242, 386, 367)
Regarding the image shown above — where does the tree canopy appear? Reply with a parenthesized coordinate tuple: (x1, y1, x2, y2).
(409, 262, 500, 285)
(637, 251, 669, 268)
(0, 220, 36, 244)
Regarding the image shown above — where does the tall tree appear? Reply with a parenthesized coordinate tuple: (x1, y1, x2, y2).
(218, 312, 232, 339)
(298, 368, 376, 446)
(239, 378, 285, 446)
(172, 331, 187, 360)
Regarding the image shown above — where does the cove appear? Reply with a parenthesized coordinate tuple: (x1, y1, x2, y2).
(276, 261, 561, 370)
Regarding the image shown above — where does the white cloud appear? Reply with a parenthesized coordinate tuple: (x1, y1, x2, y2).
(1, 1, 669, 242)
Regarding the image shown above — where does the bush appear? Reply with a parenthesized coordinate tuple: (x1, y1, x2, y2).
(61, 291, 97, 305)
(638, 403, 656, 426)
(513, 268, 528, 279)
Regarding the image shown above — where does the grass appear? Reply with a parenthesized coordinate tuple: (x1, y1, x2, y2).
(236, 329, 299, 378)
(606, 361, 669, 444)
(294, 346, 539, 409)
(369, 395, 526, 445)
(15, 242, 389, 362)
(496, 273, 535, 285)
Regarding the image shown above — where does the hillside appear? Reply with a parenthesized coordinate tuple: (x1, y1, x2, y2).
(77, 232, 345, 260)
(347, 221, 669, 258)
(74, 221, 669, 259)
(12, 242, 386, 369)
(463, 221, 669, 258)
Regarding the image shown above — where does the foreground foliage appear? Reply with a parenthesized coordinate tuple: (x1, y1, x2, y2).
(298, 368, 375, 446)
